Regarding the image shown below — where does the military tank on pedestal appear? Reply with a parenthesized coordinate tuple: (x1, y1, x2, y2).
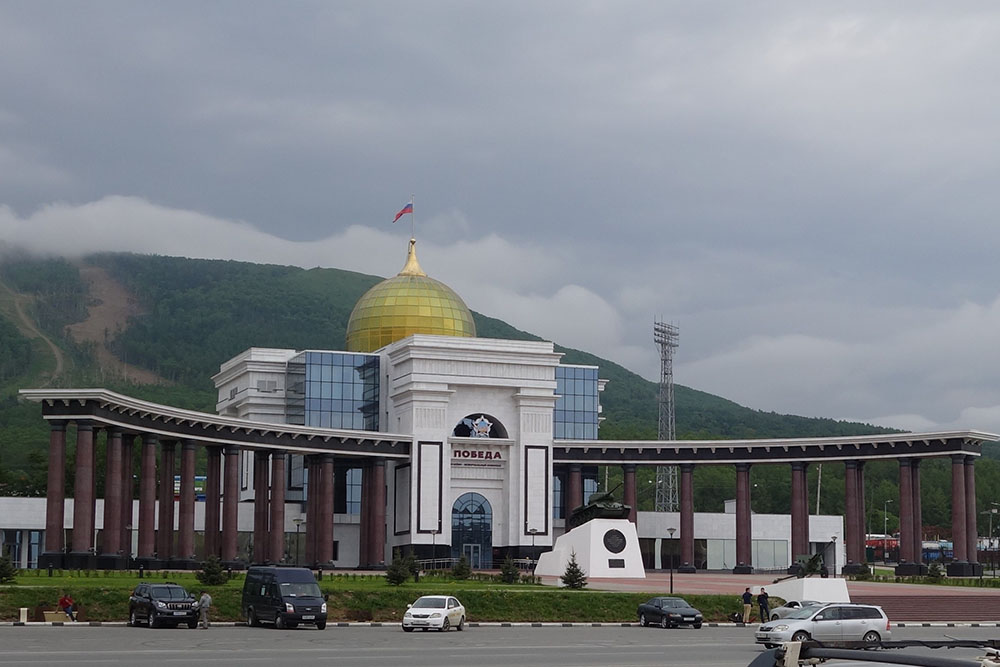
(566, 484, 631, 530)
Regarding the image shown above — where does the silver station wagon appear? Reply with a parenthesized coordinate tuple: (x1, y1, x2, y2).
(755, 603, 891, 647)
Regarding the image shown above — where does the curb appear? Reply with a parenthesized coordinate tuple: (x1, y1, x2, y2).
(5, 621, 1000, 628)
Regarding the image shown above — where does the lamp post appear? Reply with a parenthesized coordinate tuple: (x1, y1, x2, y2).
(293, 518, 304, 566)
(667, 527, 676, 594)
(528, 528, 538, 561)
(831, 535, 837, 578)
(883, 499, 893, 565)
(430, 529, 438, 570)
(981, 503, 999, 577)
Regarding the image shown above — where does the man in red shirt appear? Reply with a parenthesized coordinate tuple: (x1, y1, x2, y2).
(58, 592, 76, 621)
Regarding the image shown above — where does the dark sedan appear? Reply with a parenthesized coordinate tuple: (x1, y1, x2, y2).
(637, 596, 703, 629)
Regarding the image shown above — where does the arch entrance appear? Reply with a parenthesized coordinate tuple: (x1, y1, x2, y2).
(451, 492, 493, 569)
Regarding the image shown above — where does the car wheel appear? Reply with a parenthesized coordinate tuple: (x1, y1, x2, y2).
(863, 631, 881, 644)
(275, 614, 286, 630)
(187, 620, 198, 629)
(129, 610, 138, 627)
(147, 611, 156, 629)
(640, 614, 648, 627)
(660, 616, 668, 629)
(771, 614, 779, 621)
(457, 616, 465, 631)
(441, 618, 451, 632)
(313, 622, 323, 630)
(247, 608, 259, 627)
(693, 623, 702, 629)
(791, 631, 810, 642)
(764, 644, 777, 649)
(402, 625, 414, 632)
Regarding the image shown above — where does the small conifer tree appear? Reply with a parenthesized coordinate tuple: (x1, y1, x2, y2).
(451, 554, 471, 580)
(560, 551, 587, 589)
(500, 555, 519, 584)
(0, 552, 17, 584)
(385, 549, 410, 586)
(196, 555, 229, 586)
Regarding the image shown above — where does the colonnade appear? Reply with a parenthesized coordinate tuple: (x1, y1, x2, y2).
(40, 420, 387, 570)
(565, 455, 982, 576)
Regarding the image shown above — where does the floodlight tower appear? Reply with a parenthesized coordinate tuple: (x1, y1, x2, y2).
(653, 320, 679, 512)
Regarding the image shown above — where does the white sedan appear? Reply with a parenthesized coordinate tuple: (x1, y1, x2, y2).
(402, 595, 466, 632)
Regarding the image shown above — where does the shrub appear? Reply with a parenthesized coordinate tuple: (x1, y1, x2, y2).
(385, 549, 410, 586)
(927, 562, 943, 582)
(451, 555, 470, 580)
(500, 556, 519, 584)
(196, 555, 229, 586)
(0, 553, 17, 584)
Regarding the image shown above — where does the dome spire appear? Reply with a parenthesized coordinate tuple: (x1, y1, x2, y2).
(398, 237, 426, 277)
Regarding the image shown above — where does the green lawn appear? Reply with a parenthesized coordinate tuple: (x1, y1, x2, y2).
(0, 571, 747, 624)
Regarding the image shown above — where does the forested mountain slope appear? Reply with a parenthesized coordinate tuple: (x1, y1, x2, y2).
(0, 251, 995, 527)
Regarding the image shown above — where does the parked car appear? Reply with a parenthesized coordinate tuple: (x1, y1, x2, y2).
(637, 596, 703, 629)
(769, 599, 824, 621)
(242, 566, 327, 630)
(402, 595, 466, 632)
(128, 582, 198, 628)
(755, 603, 890, 648)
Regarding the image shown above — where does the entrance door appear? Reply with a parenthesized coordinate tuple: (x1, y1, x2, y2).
(451, 492, 493, 569)
(463, 544, 481, 569)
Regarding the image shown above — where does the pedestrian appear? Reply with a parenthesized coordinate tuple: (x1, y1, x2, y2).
(58, 591, 76, 622)
(741, 587, 753, 624)
(757, 587, 770, 621)
(197, 590, 212, 629)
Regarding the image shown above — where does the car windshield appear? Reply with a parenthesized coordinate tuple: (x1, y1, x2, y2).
(663, 599, 689, 608)
(279, 582, 322, 598)
(151, 586, 188, 599)
(412, 597, 446, 609)
(786, 606, 823, 620)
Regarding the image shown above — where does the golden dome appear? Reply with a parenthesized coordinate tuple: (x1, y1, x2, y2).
(345, 238, 477, 352)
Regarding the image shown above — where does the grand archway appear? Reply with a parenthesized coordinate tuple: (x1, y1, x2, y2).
(451, 492, 493, 569)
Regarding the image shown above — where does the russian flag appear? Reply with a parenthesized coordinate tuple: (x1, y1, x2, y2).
(392, 202, 413, 223)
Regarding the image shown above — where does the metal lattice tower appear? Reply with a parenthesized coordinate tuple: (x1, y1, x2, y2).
(653, 320, 679, 512)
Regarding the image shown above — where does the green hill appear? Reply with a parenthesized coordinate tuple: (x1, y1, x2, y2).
(1, 250, 996, 528)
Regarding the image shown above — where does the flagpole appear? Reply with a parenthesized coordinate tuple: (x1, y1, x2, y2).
(410, 194, 415, 240)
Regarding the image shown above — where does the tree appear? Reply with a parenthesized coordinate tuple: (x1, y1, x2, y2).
(0, 552, 17, 583)
(385, 549, 411, 586)
(500, 555, 519, 584)
(451, 555, 470, 580)
(561, 551, 587, 589)
(196, 555, 229, 586)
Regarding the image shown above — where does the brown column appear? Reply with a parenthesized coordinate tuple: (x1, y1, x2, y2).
(965, 456, 978, 566)
(253, 450, 270, 563)
(120, 435, 134, 559)
(567, 463, 583, 512)
(897, 459, 914, 563)
(844, 461, 859, 565)
(790, 462, 807, 561)
(101, 429, 123, 557)
(371, 459, 386, 566)
(679, 463, 695, 570)
(359, 463, 372, 565)
(317, 454, 335, 564)
(857, 462, 867, 560)
(138, 434, 157, 559)
(71, 422, 96, 555)
(735, 462, 752, 572)
(177, 441, 196, 560)
(269, 452, 286, 563)
(911, 459, 923, 566)
(222, 446, 240, 562)
(44, 421, 67, 555)
(951, 453, 968, 563)
(304, 456, 318, 565)
(204, 446, 222, 558)
(157, 441, 176, 560)
(623, 464, 637, 524)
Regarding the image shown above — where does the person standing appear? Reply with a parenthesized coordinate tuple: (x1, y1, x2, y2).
(757, 587, 770, 621)
(58, 591, 76, 622)
(741, 587, 753, 624)
(197, 590, 212, 629)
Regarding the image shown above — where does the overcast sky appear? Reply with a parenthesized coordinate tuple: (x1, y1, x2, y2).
(2, 2, 1000, 435)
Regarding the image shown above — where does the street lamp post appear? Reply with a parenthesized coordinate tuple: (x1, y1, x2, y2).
(831, 535, 837, 578)
(293, 518, 304, 566)
(883, 499, 893, 565)
(528, 528, 538, 562)
(667, 527, 676, 594)
(430, 529, 438, 570)
(981, 503, 999, 577)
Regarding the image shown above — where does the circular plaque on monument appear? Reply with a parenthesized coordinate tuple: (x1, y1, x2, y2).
(603, 528, 626, 554)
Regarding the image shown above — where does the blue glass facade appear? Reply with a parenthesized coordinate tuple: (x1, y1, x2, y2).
(286, 351, 380, 431)
(554, 365, 599, 439)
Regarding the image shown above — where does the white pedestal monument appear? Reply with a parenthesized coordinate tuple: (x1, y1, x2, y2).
(535, 519, 645, 580)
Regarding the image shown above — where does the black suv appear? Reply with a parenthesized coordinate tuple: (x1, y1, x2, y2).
(128, 583, 198, 628)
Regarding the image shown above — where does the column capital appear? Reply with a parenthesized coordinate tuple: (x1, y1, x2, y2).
(680, 462, 695, 473)
(224, 445, 241, 456)
(791, 461, 808, 472)
(622, 463, 637, 473)
(75, 420, 94, 432)
(181, 439, 196, 452)
(735, 462, 751, 473)
(49, 419, 67, 432)
(951, 452, 967, 464)
(845, 460, 859, 470)
(899, 457, 913, 468)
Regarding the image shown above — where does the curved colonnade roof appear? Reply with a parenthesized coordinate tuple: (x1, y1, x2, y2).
(19, 388, 997, 465)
